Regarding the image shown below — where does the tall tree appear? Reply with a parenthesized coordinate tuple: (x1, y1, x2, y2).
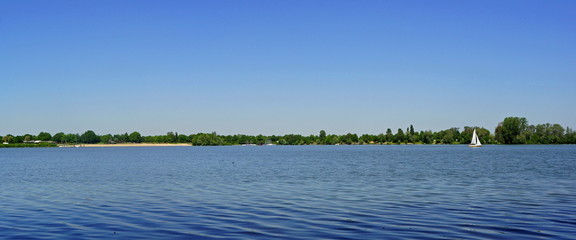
(81, 130, 99, 144)
(2, 135, 14, 143)
(62, 134, 80, 144)
(495, 117, 528, 144)
(385, 128, 393, 143)
(166, 132, 177, 143)
(37, 132, 52, 141)
(420, 131, 433, 144)
(100, 134, 113, 144)
(319, 130, 326, 144)
(51, 132, 65, 143)
(191, 132, 223, 146)
(177, 134, 190, 143)
(395, 128, 405, 143)
(129, 132, 142, 143)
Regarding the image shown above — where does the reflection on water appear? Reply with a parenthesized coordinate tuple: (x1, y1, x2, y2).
(1, 145, 575, 239)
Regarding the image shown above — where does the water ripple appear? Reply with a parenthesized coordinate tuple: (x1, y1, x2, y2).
(1, 146, 575, 239)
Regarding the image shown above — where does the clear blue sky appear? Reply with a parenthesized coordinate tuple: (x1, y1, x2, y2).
(1, 0, 575, 136)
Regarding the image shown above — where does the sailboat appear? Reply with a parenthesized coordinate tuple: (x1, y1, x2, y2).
(468, 129, 482, 147)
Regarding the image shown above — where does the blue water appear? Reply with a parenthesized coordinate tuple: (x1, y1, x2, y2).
(1, 145, 575, 239)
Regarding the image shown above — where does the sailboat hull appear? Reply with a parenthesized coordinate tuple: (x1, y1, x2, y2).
(468, 144, 482, 147)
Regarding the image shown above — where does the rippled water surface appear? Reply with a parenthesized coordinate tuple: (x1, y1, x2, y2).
(1, 145, 575, 239)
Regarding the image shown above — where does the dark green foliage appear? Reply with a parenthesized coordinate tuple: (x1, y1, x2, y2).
(340, 133, 358, 145)
(420, 131, 433, 144)
(81, 130, 99, 144)
(0, 143, 57, 148)
(129, 132, 142, 143)
(436, 127, 460, 144)
(12, 135, 24, 143)
(23, 134, 34, 142)
(2, 117, 574, 147)
(495, 117, 528, 144)
(62, 134, 80, 144)
(177, 134, 190, 143)
(166, 132, 177, 143)
(319, 130, 327, 144)
(395, 128, 405, 143)
(325, 135, 340, 145)
(51, 132, 65, 143)
(359, 134, 376, 144)
(385, 128, 394, 143)
(191, 132, 223, 146)
(37, 132, 52, 141)
(2, 134, 15, 143)
(280, 134, 306, 145)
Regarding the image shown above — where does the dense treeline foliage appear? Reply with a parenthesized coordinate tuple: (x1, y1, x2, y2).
(2, 117, 575, 146)
(494, 117, 575, 144)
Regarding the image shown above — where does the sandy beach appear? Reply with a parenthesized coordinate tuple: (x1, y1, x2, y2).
(78, 143, 190, 147)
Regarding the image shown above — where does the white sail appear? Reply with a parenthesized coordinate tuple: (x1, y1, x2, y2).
(470, 129, 482, 146)
(471, 130, 477, 145)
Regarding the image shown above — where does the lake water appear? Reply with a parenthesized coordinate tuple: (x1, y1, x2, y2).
(1, 145, 575, 239)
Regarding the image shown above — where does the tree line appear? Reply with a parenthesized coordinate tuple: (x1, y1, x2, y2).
(2, 117, 575, 146)
(495, 117, 576, 144)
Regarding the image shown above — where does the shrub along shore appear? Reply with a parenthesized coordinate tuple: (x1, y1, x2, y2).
(0, 142, 58, 148)
(2, 117, 575, 147)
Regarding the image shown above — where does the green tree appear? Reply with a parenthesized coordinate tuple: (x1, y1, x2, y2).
(51, 132, 65, 143)
(395, 128, 405, 143)
(100, 134, 113, 144)
(129, 132, 142, 143)
(495, 117, 528, 144)
(281, 134, 304, 145)
(420, 130, 433, 144)
(319, 130, 327, 144)
(37, 132, 52, 141)
(340, 133, 358, 144)
(113, 133, 129, 143)
(62, 134, 80, 144)
(377, 133, 386, 144)
(166, 132, 177, 143)
(385, 128, 393, 143)
(81, 130, 99, 144)
(256, 134, 266, 145)
(325, 135, 339, 145)
(2, 134, 14, 143)
(191, 132, 223, 146)
(565, 127, 576, 144)
(549, 123, 565, 144)
(359, 134, 376, 144)
(177, 134, 190, 143)
(13, 135, 24, 143)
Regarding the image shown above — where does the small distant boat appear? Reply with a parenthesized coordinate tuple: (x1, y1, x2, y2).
(468, 129, 482, 147)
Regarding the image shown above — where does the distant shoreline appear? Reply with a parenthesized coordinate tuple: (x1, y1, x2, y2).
(73, 143, 190, 147)
(3, 117, 574, 146)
